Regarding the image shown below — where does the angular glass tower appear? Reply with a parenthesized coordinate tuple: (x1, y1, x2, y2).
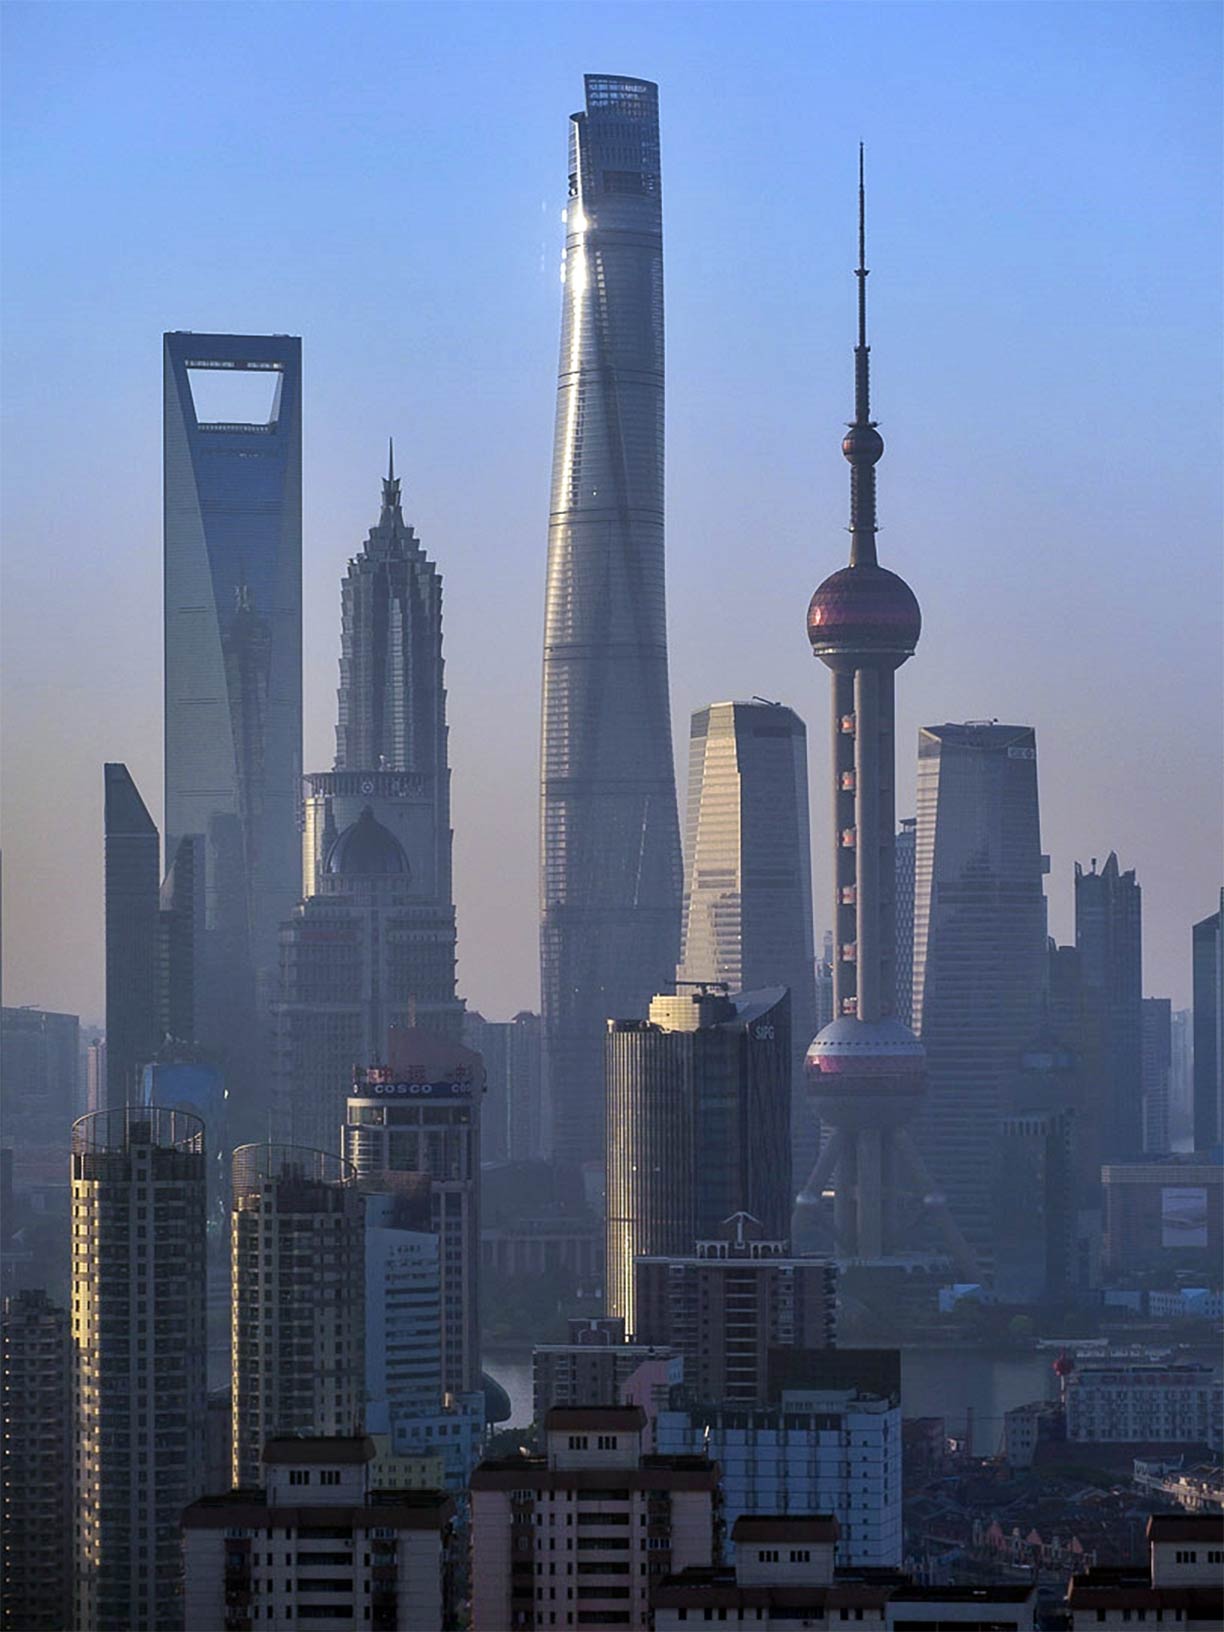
(540, 75, 683, 1171)
(678, 701, 816, 1189)
(1075, 852, 1143, 1161)
(910, 722, 1048, 1259)
(163, 333, 302, 1121)
(103, 763, 160, 1110)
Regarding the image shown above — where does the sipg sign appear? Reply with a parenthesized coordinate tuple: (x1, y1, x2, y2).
(362, 1079, 472, 1098)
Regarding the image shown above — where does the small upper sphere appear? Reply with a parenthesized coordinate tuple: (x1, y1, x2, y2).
(807, 562, 921, 666)
(842, 423, 885, 464)
(325, 806, 410, 879)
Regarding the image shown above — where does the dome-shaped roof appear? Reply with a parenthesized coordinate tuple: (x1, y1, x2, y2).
(324, 806, 409, 879)
(806, 1014, 925, 1075)
(807, 563, 921, 665)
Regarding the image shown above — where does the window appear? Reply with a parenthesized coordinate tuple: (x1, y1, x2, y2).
(289, 1471, 310, 1486)
(320, 1470, 341, 1486)
(1175, 1551, 1198, 1563)
(789, 1550, 810, 1563)
(568, 1436, 589, 1450)
(596, 1436, 617, 1450)
(1207, 1551, 1223, 1564)
(758, 1550, 779, 1563)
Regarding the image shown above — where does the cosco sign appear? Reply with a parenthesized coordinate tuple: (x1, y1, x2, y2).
(367, 1080, 471, 1098)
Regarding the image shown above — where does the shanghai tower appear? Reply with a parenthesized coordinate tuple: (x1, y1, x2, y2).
(540, 75, 683, 1171)
(802, 154, 974, 1273)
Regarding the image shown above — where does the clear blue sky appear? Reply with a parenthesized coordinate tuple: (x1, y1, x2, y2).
(2, 0, 1220, 1022)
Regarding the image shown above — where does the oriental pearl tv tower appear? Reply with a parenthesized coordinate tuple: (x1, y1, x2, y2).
(801, 151, 974, 1273)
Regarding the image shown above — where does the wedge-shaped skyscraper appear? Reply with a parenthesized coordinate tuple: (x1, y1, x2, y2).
(540, 75, 683, 1170)
(163, 332, 302, 1127)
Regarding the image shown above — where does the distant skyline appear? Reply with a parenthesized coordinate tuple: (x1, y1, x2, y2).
(2, 0, 1220, 1023)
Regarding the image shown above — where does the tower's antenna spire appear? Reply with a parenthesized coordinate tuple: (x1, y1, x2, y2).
(381, 436, 402, 521)
(845, 143, 883, 567)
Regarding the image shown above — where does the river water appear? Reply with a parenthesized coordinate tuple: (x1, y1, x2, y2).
(482, 1348, 1060, 1458)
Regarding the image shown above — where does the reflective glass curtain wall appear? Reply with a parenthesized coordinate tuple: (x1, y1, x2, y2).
(163, 333, 302, 1131)
(540, 76, 683, 1170)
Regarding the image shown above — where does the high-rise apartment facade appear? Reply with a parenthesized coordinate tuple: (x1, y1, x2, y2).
(1076, 853, 1143, 1161)
(342, 1028, 482, 1395)
(634, 1215, 836, 1403)
(678, 701, 817, 1191)
(230, 1144, 365, 1488)
(1, 1289, 72, 1632)
(470, 1405, 718, 1632)
(540, 75, 683, 1173)
(103, 764, 161, 1110)
(605, 987, 792, 1333)
(910, 722, 1047, 1259)
(72, 1106, 207, 1631)
(163, 333, 302, 1131)
(1192, 896, 1223, 1151)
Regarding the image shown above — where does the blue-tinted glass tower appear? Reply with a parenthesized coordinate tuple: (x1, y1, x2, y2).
(163, 333, 302, 1128)
(540, 76, 683, 1171)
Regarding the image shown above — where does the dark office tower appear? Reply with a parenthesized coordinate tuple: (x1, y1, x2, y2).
(104, 763, 160, 1110)
(0, 1007, 79, 1167)
(1075, 853, 1143, 1160)
(1141, 997, 1173, 1155)
(540, 75, 683, 1173)
(1192, 896, 1223, 1151)
(343, 1027, 482, 1396)
(908, 723, 1047, 1260)
(163, 333, 302, 1133)
(802, 155, 975, 1272)
(72, 1107, 207, 1632)
(158, 834, 203, 1045)
(894, 817, 916, 1028)
(464, 1010, 545, 1165)
(229, 1144, 364, 1488)
(1, 1290, 71, 1632)
(273, 807, 463, 1150)
(605, 986, 791, 1334)
(992, 1108, 1074, 1304)
(678, 701, 816, 1189)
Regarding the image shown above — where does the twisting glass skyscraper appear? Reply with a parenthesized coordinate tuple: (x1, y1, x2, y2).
(540, 75, 682, 1170)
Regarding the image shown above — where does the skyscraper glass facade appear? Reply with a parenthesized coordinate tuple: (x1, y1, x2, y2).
(911, 723, 1048, 1259)
(163, 333, 302, 1127)
(540, 75, 682, 1171)
(678, 701, 815, 1192)
(1075, 852, 1143, 1162)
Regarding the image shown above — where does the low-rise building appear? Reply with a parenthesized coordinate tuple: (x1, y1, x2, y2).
(533, 1315, 680, 1424)
(1065, 1363, 1222, 1452)
(657, 1362, 901, 1568)
(181, 1436, 453, 1632)
(1067, 1513, 1224, 1628)
(469, 1404, 718, 1631)
(654, 1516, 1038, 1630)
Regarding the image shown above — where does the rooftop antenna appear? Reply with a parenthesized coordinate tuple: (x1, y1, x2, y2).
(845, 143, 883, 567)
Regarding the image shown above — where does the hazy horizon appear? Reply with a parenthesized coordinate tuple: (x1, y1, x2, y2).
(2, 0, 1220, 1026)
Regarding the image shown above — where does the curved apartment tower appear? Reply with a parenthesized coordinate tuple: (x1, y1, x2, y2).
(540, 75, 682, 1170)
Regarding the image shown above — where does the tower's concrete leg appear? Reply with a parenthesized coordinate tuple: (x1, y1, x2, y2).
(834, 1134, 858, 1256)
(857, 1125, 883, 1259)
(797, 1129, 845, 1206)
(895, 1129, 979, 1279)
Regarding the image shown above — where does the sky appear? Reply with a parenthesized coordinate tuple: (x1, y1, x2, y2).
(1, 0, 1220, 1026)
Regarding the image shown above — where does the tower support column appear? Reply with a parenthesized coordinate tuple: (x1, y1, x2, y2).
(857, 1125, 884, 1258)
(854, 664, 880, 1022)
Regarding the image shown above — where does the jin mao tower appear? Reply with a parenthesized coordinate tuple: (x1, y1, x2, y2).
(540, 75, 683, 1170)
(803, 154, 973, 1272)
